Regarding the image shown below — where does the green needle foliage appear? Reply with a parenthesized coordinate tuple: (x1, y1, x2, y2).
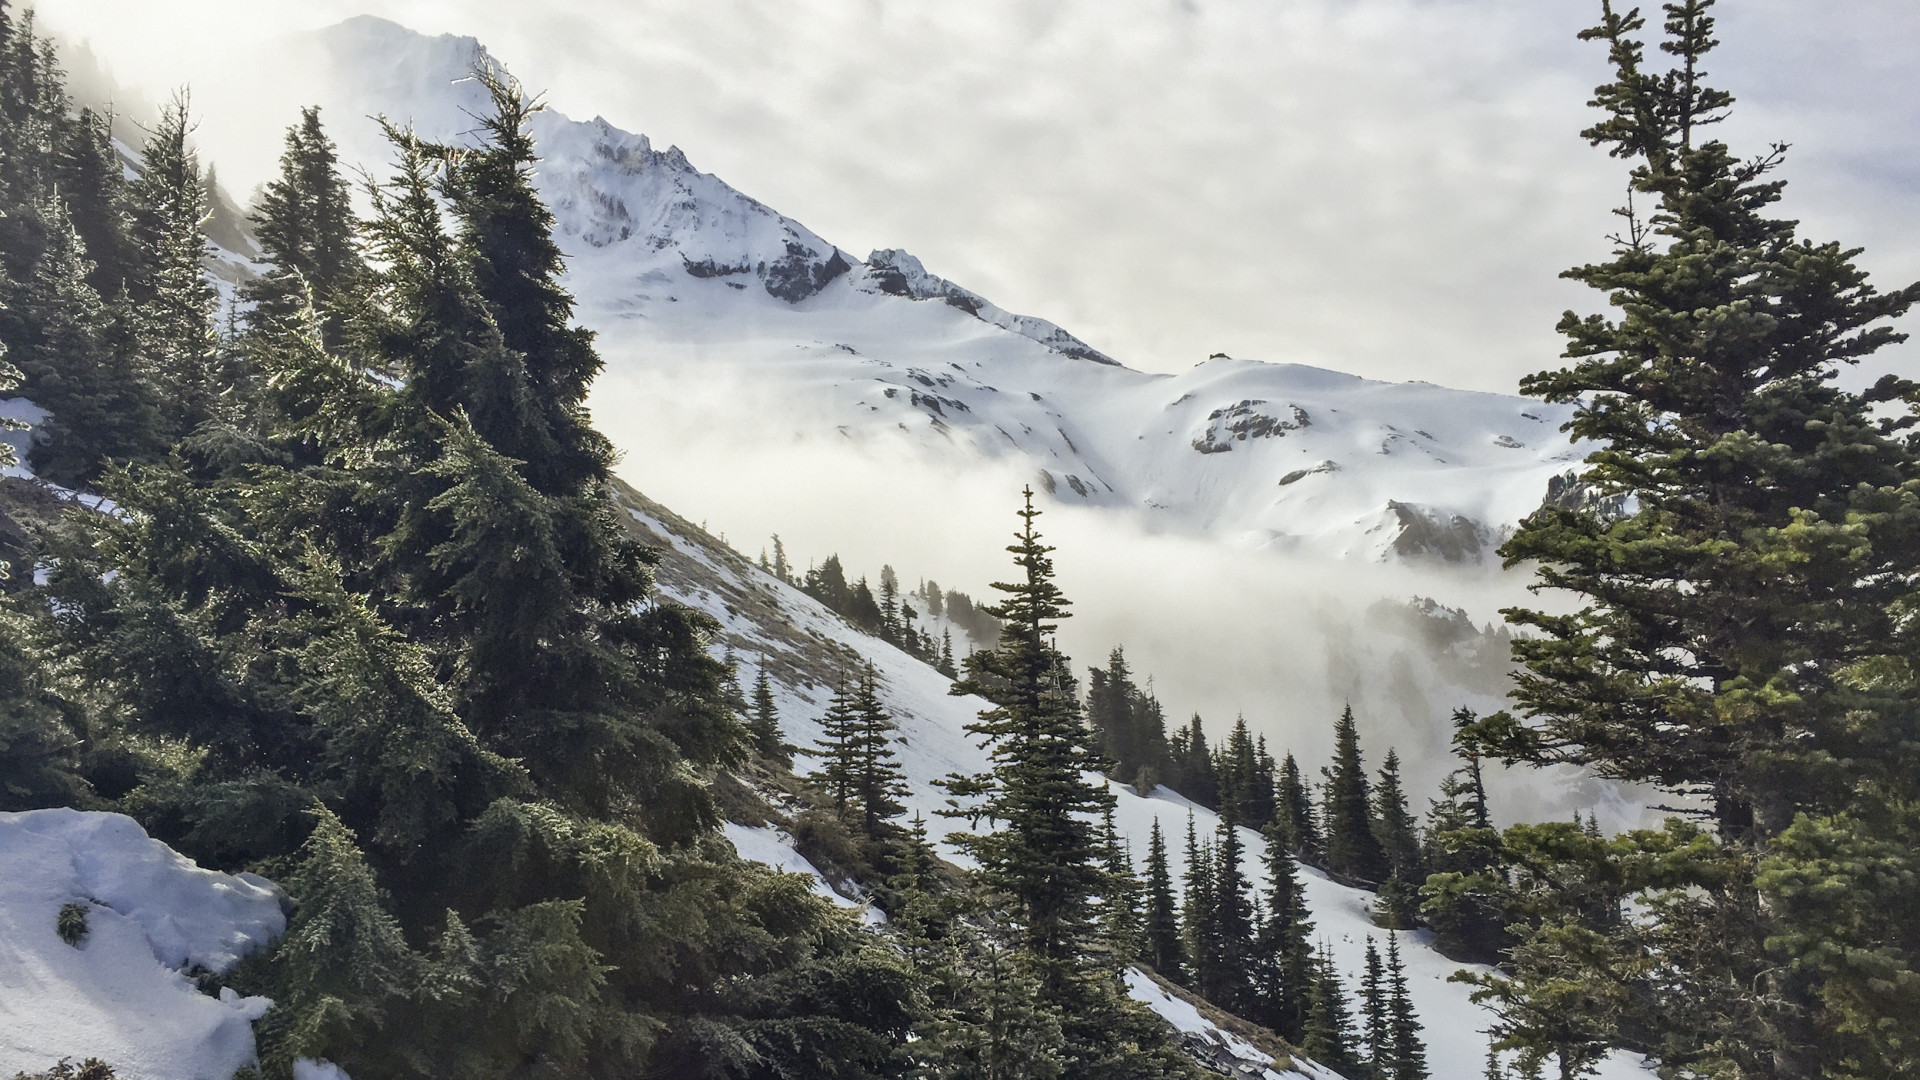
(1465, 2, 1920, 1076)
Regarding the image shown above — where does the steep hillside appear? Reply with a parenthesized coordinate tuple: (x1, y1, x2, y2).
(610, 478, 1653, 1080)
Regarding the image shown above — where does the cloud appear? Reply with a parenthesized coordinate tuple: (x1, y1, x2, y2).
(36, 0, 1920, 394)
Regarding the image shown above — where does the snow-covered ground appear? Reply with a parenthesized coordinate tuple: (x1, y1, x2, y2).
(619, 487, 1654, 1080)
(0, 809, 286, 1080)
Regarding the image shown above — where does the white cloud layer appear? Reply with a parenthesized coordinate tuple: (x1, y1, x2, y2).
(35, 0, 1920, 393)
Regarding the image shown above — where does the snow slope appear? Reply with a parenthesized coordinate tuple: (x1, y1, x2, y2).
(615, 482, 1652, 1080)
(0, 809, 286, 1080)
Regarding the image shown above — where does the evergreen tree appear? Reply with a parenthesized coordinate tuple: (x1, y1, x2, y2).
(1168, 714, 1217, 807)
(809, 676, 864, 816)
(1201, 815, 1255, 1012)
(1180, 817, 1215, 993)
(747, 662, 788, 764)
(1383, 935, 1429, 1080)
(1463, 4, 1920, 1075)
(1255, 823, 1316, 1042)
(1361, 939, 1388, 1080)
(1098, 803, 1141, 964)
(1371, 749, 1424, 928)
(1420, 720, 1508, 963)
(1273, 751, 1323, 865)
(941, 489, 1115, 990)
(848, 662, 909, 838)
(1324, 705, 1388, 884)
(244, 106, 362, 346)
(123, 92, 221, 437)
(10, 197, 161, 485)
(436, 69, 610, 498)
(1142, 818, 1186, 981)
(937, 628, 957, 679)
(1301, 948, 1359, 1075)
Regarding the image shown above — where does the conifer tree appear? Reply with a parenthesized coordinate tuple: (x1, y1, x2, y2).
(942, 489, 1115, 990)
(245, 106, 362, 346)
(123, 92, 221, 437)
(1324, 705, 1387, 884)
(10, 197, 161, 485)
(848, 662, 908, 837)
(1255, 823, 1316, 1042)
(1301, 948, 1359, 1075)
(1383, 935, 1428, 1080)
(1201, 815, 1255, 1011)
(748, 662, 788, 764)
(1142, 818, 1186, 981)
(1181, 817, 1215, 993)
(1420, 726, 1508, 963)
(1371, 749, 1424, 928)
(937, 628, 957, 679)
(1361, 938, 1388, 1079)
(1273, 751, 1323, 865)
(1098, 803, 1141, 964)
(1466, 4, 1920, 1074)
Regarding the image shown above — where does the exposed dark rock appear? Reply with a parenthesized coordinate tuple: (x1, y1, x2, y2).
(1384, 500, 1490, 564)
(1191, 401, 1310, 454)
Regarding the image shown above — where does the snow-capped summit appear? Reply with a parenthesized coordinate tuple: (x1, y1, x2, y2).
(296, 15, 1586, 567)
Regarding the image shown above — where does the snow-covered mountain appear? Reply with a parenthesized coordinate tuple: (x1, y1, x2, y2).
(295, 16, 1583, 567)
(249, 14, 1651, 831)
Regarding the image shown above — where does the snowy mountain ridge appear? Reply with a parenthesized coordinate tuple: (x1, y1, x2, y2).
(297, 16, 1589, 567)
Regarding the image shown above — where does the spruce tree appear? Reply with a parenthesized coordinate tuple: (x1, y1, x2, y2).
(848, 662, 908, 838)
(1383, 935, 1429, 1080)
(1098, 803, 1141, 964)
(1301, 948, 1359, 1075)
(941, 489, 1115, 990)
(123, 92, 220, 437)
(244, 106, 362, 346)
(1142, 818, 1186, 981)
(1202, 815, 1255, 1012)
(1324, 705, 1387, 884)
(1371, 748, 1424, 928)
(1255, 823, 1316, 1042)
(1465, 3, 1920, 1075)
(1181, 818, 1216, 993)
(1361, 938, 1388, 1080)
(1420, 723, 1508, 963)
(748, 662, 788, 764)
(1274, 751, 1323, 865)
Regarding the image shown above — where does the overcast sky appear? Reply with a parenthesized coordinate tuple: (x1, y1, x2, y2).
(37, 0, 1920, 393)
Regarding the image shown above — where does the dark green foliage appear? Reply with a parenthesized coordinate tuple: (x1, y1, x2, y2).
(808, 663, 908, 839)
(55, 900, 87, 945)
(0, 598, 84, 810)
(1142, 819, 1186, 981)
(1086, 647, 1171, 792)
(1383, 936, 1428, 1080)
(1300, 949, 1358, 1075)
(941, 491, 1196, 1078)
(1420, 716, 1508, 963)
(1166, 715, 1216, 808)
(1371, 750, 1423, 929)
(123, 93, 222, 438)
(747, 663, 789, 765)
(1361, 939, 1387, 1078)
(1194, 816, 1254, 1012)
(1253, 823, 1315, 1043)
(1463, 3, 1920, 1077)
(1324, 706, 1387, 885)
(243, 106, 362, 347)
(10, 1059, 116, 1080)
(1272, 752, 1322, 865)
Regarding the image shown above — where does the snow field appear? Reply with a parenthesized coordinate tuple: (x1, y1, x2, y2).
(0, 809, 286, 1080)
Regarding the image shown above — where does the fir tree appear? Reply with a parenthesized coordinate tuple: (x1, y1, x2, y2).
(1181, 817, 1215, 993)
(1371, 748, 1424, 929)
(1420, 720, 1508, 963)
(1361, 938, 1388, 1080)
(1324, 705, 1387, 885)
(942, 489, 1115, 992)
(1255, 822, 1316, 1042)
(1301, 947, 1359, 1075)
(1465, 4, 1920, 1075)
(1142, 818, 1186, 981)
(748, 662, 788, 764)
(1098, 802, 1141, 964)
(244, 106, 362, 346)
(1201, 814, 1255, 1012)
(123, 92, 221, 437)
(1383, 935, 1429, 1080)
(1274, 751, 1323, 865)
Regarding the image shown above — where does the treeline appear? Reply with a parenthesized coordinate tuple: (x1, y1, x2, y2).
(770, 545, 1001, 677)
